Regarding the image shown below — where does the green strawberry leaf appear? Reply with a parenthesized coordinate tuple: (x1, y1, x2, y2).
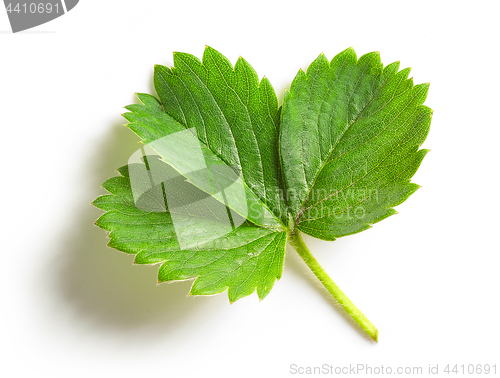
(280, 48, 431, 240)
(152, 46, 287, 225)
(93, 165, 286, 302)
(94, 46, 432, 341)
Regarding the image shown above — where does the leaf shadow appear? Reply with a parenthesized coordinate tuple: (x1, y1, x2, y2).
(283, 237, 377, 343)
(47, 120, 224, 340)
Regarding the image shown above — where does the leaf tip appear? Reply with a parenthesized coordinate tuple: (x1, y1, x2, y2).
(258, 291, 268, 302)
(346, 46, 356, 55)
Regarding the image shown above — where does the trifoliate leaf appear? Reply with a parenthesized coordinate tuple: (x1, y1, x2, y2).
(280, 48, 431, 240)
(94, 47, 432, 338)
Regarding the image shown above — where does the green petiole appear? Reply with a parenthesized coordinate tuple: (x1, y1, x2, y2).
(288, 230, 378, 342)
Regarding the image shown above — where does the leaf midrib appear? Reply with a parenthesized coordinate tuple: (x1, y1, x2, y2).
(162, 57, 285, 228)
(294, 63, 392, 224)
(298, 87, 421, 218)
(205, 52, 268, 208)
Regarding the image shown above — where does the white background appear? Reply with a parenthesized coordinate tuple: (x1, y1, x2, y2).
(1, 1, 499, 377)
